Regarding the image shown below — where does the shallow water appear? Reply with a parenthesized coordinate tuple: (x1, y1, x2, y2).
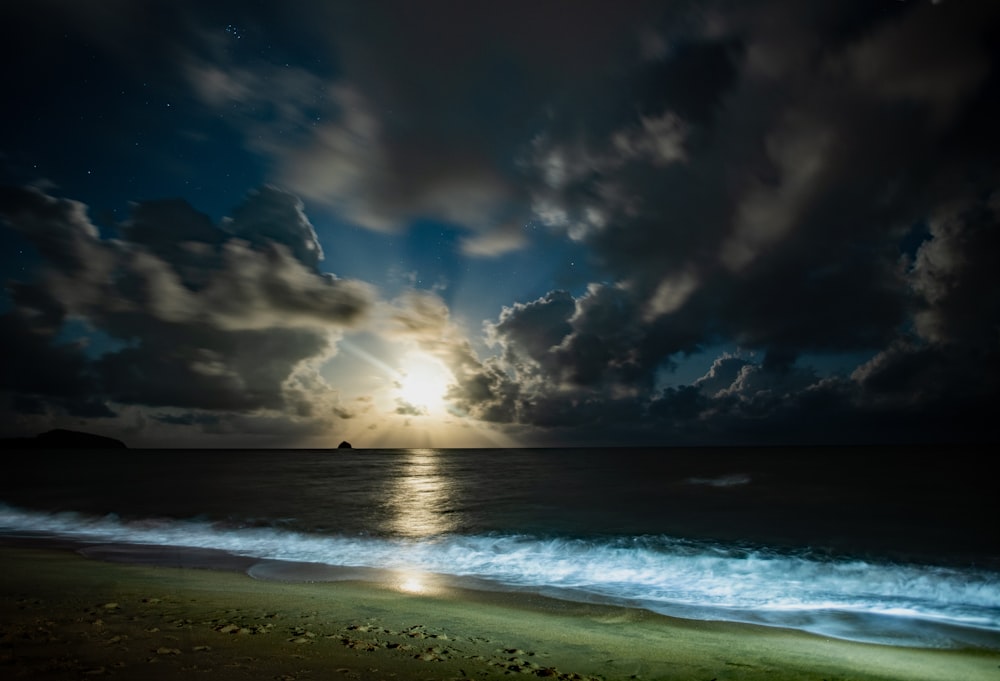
(1, 446, 998, 649)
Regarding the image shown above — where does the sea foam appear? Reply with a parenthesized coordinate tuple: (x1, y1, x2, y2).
(2, 502, 998, 649)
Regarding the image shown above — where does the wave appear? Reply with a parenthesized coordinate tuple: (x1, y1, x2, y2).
(685, 473, 752, 487)
(2, 503, 998, 649)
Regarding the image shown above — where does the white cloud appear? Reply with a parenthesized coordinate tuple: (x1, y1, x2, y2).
(643, 270, 699, 321)
(460, 222, 527, 257)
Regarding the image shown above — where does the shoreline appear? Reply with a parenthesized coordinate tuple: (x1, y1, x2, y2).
(3, 545, 1000, 680)
(6, 532, 1000, 652)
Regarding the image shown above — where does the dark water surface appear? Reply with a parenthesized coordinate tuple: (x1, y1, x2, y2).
(2, 446, 998, 649)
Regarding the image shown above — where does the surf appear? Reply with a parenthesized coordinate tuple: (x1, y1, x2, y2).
(2, 502, 998, 650)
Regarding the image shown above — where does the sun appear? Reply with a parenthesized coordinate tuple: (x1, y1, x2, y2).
(395, 354, 453, 414)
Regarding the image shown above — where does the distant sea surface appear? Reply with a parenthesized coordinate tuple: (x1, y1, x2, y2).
(1, 446, 998, 650)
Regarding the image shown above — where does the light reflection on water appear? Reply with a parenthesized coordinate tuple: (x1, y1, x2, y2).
(387, 449, 458, 538)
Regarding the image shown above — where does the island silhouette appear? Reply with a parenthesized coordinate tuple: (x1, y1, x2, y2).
(0, 429, 127, 449)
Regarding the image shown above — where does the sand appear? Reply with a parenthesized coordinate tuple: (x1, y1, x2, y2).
(2, 545, 998, 681)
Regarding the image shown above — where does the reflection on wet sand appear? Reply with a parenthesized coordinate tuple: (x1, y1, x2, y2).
(385, 450, 457, 594)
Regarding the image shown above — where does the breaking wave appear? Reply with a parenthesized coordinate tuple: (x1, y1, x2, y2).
(2, 502, 998, 649)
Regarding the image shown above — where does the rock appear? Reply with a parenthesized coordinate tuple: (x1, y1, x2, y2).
(337, 440, 352, 449)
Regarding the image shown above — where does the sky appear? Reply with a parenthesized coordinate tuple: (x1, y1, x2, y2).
(1, 0, 998, 448)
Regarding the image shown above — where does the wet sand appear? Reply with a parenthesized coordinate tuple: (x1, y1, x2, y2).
(2, 545, 998, 680)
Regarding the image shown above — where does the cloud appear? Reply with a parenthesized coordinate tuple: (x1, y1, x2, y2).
(840, 0, 999, 125)
(95, 326, 329, 411)
(611, 111, 688, 167)
(184, 42, 522, 254)
(481, 1, 998, 430)
(843, 193, 1000, 433)
(0, 185, 374, 426)
(469, 286, 682, 429)
(152, 409, 334, 441)
(394, 399, 427, 417)
(693, 356, 751, 397)
(488, 290, 575, 370)
(459, 221, 527, 258)
(385, 290, 520, 423)
(201, 3, 1000, 442)
(172, 2, 725, 259)
(0, 310, 114, 418)
(720, 113, 833, 271)
(908, 194, 1000, 348)
(3, 1, 999, 444)
(227, 186, 325, 269)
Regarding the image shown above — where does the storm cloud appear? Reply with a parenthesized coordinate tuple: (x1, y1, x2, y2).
(1, 185, 374, 431)
(1, 0, 998, 445)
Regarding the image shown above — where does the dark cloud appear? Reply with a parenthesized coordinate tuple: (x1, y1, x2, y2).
(456, 193, 998, 440)
(150, 408, 334, 441)
(526, 0, 996, 326)
(635, 38, 745, 125)
(394, 400, 427, 417)
(2, 1, 998, 445)
(429, 0, 999, 443)
(0, 311, 114, 418)
(0, 185, 374, 431)
(488, 290, 575, 369)
(122, 198, 225, 291)
(907, 194, 1000, 349)
(854, 188, 1000, 415)
(227, 186, 325, 270)
(96, 325, 328, 411)
(168, 1, 699, 257)
(152, 412, 223, 427)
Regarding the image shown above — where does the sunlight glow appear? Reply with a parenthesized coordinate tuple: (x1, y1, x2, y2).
(395, 354, 452, 414)
(398, 575, 426, 593)
(331, 339, 521, 448)
(392, 568, 445, 596)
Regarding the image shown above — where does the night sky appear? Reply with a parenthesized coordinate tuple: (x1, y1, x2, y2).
(1, 0, 998, 448)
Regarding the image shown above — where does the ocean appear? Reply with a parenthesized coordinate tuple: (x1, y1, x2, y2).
(1, 446, 998, 650)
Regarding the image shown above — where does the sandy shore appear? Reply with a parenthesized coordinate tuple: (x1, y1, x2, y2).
(2, 546, 998, 681)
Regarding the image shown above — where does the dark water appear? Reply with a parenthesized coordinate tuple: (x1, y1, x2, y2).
(1, 446, 998, 649)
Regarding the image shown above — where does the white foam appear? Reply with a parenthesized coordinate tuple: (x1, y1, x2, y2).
(686, 473, 752, 487)
(2, 503, 998, 648)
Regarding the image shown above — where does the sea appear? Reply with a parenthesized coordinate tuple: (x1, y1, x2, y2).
(1, 446, 998, 650)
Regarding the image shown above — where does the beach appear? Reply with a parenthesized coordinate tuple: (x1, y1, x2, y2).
(2, 545, 998, 681)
